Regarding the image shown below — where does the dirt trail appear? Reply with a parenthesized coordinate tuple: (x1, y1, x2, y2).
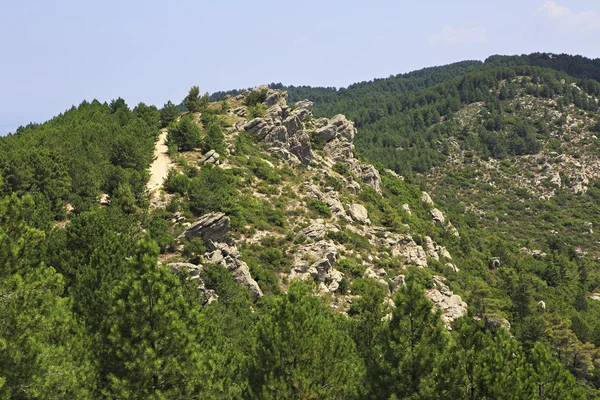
(147, 129, 173, 203)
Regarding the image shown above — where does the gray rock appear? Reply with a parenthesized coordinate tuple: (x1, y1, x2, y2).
(490, 257, 501, 269)
(425, 275, 468, 329)
(402, 204, 412, 216)
(390, 274, 406, 292)
(183, 212, 230, 249)
(348, 203, 370, 225)
(295, 99, 314, 108)
(431, 208, 445, 224)
(421, 191, 434, 206)
(391, 235, 428, 268)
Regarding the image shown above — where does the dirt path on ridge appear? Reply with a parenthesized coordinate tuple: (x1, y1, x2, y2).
(147, 128, 173, 205)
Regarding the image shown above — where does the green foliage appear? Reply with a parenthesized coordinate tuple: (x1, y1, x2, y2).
(160, 100, 179, 128)
(248, 282, 366, 399)
(244, 88, 268, 106)
(379, 276, 448, 399)
(167, 115, 202, 151)
(307, 198, 331, 217)
(144, 213, 175, 253)
(163, 168, 190, 195)
(333, 161, 350, 176)
(183, 85, 202, 113)
(188, 165, 238, 215)
(202, 116, 226, 156)
(182, 237, 206, 264)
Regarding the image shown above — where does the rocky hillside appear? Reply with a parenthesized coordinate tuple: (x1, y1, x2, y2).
(161, 87, 468, 326)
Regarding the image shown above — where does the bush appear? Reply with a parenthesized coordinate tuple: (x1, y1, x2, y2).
(188, 165, 238, 215)
(308, 199, 331, 217)
(145, 214, 175, 253)
(163, 169, 190, 195)
(167, 116, 201, 151)
(245, 88, 268, 106)
(333, 162, 350, 176)
(182, 238, 207, 264)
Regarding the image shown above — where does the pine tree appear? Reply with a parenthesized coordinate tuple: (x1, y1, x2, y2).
(203, 117, 226, 156)
(379, 276, 448, 399)
(183, 86, 202, 113)
(248, 282, 366, 399)
(160, 101, 179, 128)
(99, 237, 210, 398)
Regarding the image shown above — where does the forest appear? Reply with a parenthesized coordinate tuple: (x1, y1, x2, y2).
(1, 53, 600, 398)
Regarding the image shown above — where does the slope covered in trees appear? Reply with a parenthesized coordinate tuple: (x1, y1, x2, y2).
(2, 54, 600, 398)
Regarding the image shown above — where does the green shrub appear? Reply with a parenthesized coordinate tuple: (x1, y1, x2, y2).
(333, 162, 350, 176)
(245, 88, 268, 106)
(163, 169, 190, 195)
(182, 238, 207, 264)
(308, 199, 331, 217)
(167, 115, 201, 151)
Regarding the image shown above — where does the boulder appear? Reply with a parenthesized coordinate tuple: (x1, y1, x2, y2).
(391, 235, 428, 267)
(490, 257, 501, 269)
(421, 191, 434, 206)
(298, 220, 327, 240)
(295, 99, 314, 108)
(183, 212, 231, 249)
(425, 275, 468, 328)
(402, 204, 412, 216)
(390, 275, 406, 292)
(167, 262, 203, 277)
(431, 208, 445, 224)
(348, 204, 370, 225)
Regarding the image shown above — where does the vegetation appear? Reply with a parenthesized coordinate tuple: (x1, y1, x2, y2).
(2, 53, 600, 398)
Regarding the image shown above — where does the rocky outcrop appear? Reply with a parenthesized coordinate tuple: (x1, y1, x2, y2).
(425, 275, 467, 328)
(348, 204, 370, 225)
(183, 212, 231, 248)
(181, 213, 262, 301)
(244, 100, 313, 165)
(201, 149, 220, 165)
(242, 90, 383, 192)
(431, 208, 445, 224)
(421, 191, 434, 206)
(204, 242, 263, 301)
(305, 183, 351, 221)
(290, 240, 343, 292)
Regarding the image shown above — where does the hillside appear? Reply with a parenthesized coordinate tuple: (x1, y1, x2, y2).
(1, 54, 600, 398)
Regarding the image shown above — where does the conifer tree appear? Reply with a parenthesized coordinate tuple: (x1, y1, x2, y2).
(379, 276, 448, 399)
(248, 282, 366, 399)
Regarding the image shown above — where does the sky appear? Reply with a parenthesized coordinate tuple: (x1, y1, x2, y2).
(1, 0, 599, 134)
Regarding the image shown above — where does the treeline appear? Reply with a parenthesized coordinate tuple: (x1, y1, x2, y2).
(0, 193, 586, 398)
(0, 99, 160, 220)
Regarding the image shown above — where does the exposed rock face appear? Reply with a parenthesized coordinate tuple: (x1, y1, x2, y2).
(430, 208, 445, 224)
(183, 212, 231, 249)
(348, 203, 370, 225)
(421, 191, 434, 206)
(425, 275, 467, 328)
(242, 90, 382, 191)
(295, 99, 314, 108)
(244, 100, 313, 165)
(392, 235, 428, 267)
(201, 149, 220, 165)
(490, 257, 501, 269)
(402, 204, 412, 216)
(204, 242, 263, 301)
(181, 213, 263, 301)
(291, 240, 343, 292)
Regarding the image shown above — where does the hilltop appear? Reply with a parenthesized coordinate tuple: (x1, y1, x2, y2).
(1, 53, 600, 398)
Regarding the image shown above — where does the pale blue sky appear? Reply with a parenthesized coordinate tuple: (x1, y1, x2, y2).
(1, 0, 599, 134)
